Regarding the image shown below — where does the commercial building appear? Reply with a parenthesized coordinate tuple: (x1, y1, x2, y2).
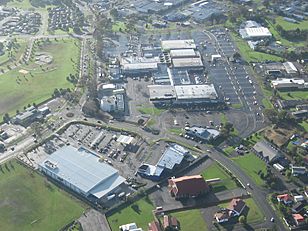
(122, 62, 158, 76)
(271, 78, 308, 90)
(161, 39, 196, 51)
(100, 94, 125, 113)
(38, 146, 126, 201)
(137, 144, 189, 181)
(172, 57, 203, 69)
(148, 84, 220, 106)
(185, 126, 220, 142)
(12, 106, 46, 127)
(239, 20, 272, 40)
(169, 49, 198, 58)
(168, 175, 209, 199)
(253, 141, 282, 164)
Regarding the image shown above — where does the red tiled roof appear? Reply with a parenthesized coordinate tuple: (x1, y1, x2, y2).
(169, 175, 209, 196)
(163, 215, 178, 229)
(277, 194, 293, 201)
(227, 198, 246, 214)
(148, 221, 162, 231)
(293, 213, 304, 222)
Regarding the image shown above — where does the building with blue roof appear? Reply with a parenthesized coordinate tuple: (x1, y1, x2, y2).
(38, 146, 125, 200)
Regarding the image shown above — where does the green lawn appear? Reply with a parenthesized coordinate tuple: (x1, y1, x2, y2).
(168, 128, 183, 135)
(107, 196, 155, 231)
(231, 32, 283, 62)
(279, 90, 308, 100)
(232, 153, 267, 186)
(0, 160, 84, 231)
(170, 209, 208, 231)
(0, 39, 27, 66)
(275, 17, 308, 31)
(267, 20, 305, 47)
(231, 103, 243, 109)
(202, 162, 238, 193)
(262, 98, 273, 109)
(223, 146, 235, 156)
(112, 21, 127, 32)
(0, 38, 79, 119)
(220, 114, 228, 124)
(299, 121, 308, 132)
(138, 106, 165, 116)
(220, 198, 264, 223)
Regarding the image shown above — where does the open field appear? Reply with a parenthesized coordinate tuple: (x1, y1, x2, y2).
(0, 160, 85, 231)
(107, 196, 155, 231)
(232, 153, 266, 186)
(220, 198, 264, 224)
(231, 32, 283, 62)
(275, 17, 308, 31)
(138, 106, 166, 116)
(170, 209, 208, 231)
(202, 162, 238, 193)
(0, 38, 79, 119)
(279, 90, 308, 100)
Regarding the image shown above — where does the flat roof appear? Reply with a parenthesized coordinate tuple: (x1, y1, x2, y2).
(253, 141, 280, 161)
(172, 57, 203, 68)
(283, 62, 298, 74)
(170, 49, 197, 58)
(174, 84, 218, 100)
(123, 62, 158, 71)
(240, 27, 272, 38)
(148, 85, 176, 100)
(117, 135, 134, 145)
(161, 39, 196, 50)
(39, 146, 125, 197)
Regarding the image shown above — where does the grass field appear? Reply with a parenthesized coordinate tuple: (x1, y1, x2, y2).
(220, 198, 264, 224)
(168, 128, 183, 135)
(275, 17, 308, 31)
(223, 146, 235, 156)
(138, 106, 166, 116)
(230, 32, 283, 62)
(0, 38, 79, 119)
(232, 153, 266, 186)
(278, 90, 308, 100)
(300, 121, 308, 132)
(170, 209, 208, 231)
(0, 39, 27, 66)
(202, 162, 238, 193)
(0, 160, 84, 231)
(107, 196, 155, 231)
(112, 21, 127, 32)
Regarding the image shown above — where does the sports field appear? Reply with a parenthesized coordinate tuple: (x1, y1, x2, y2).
(0, 160, 85, 231)
(0, 38, 80, 119)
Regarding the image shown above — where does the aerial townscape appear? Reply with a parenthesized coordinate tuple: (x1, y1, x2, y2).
(0, 0, 308, 231)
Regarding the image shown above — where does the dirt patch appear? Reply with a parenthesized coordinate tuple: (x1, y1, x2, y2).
(264, 127, 294, 148)
(18, 69, 28, 75)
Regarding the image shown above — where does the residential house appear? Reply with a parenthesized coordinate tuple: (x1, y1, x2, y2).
(292, 214, 305, 226)
(277, 194, 293, 205)
(294, 195, 305, 203)
(292, 202, 306, 213)
(291, 165, 306, 176)
(148, 221, 162, 231)
(214, 199, 246, 223)
(168, 175, 209, 199)
(163, 215, 179, 230)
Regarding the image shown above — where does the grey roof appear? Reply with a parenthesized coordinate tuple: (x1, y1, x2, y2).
(253, 141, 281, 162)
(39, 146, 125, 197)
(157, 146, 185, 170)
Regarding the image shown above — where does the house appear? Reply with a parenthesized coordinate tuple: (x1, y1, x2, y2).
(292, 214, 305, 226)
(294, 195, 305, 203)
(291, 165, 306, 176)
(163, 215, 179, 230)
(120, 223, 143, 231)
(277, 194, 293, 205)
(227, 198, 246, 217)
(148, 221, 162, 231)
(214, 199, 246, 223)
(292, 202, 306, 213)
(168, 175, 209, 199)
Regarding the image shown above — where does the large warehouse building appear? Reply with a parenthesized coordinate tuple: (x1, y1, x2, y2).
(38, 146, 126, 201)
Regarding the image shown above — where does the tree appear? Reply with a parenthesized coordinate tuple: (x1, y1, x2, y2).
(285, 169, 291, 178)
(3, 113, 10, 123)
(264, 108, 278, 123)
(239, 215, 246, 224)
(110, 9, 118, 18)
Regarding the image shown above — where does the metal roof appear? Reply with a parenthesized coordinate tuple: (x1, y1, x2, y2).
(161, 39, 196, 50)
(174, 84, 218, 100)
(39, 146, 125, 197)
(157, 146, 185, 170)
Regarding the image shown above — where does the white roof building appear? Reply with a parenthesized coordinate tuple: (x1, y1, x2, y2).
(239, 27, 272, 40)
(170, 49, 198, 58)
(172, 57, 203, 68)
(161, 39, 196, 50)
(174, 84, 218, 100)
(100, 94, 125, 112)
(283, 62, 298, 74)
(271, 78, 308, 89)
